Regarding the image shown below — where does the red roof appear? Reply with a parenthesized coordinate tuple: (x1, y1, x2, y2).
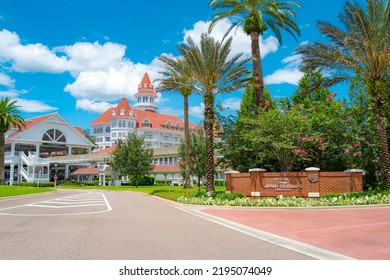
(93, 146, 117, 153)
(71, 167, 99, 175)
(73, 126, 85, 136)
(135, 72, 157, 98)
(152, 165, 181, 173)
(139, 72, 154, 90)
(91, 98, 195, 129)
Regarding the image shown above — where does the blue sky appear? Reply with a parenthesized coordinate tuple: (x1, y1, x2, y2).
(0, 0, 350, 130)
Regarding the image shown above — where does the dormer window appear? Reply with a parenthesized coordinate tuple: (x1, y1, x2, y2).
(150, 97, 154, 103)
(142, 119, 151, 128)
(166, 121, 171, 129)
(120, 109, 125, 116)
(112, 109, 116, 116)
(175, 122, 181, 130)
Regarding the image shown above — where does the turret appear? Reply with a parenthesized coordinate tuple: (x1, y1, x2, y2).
(134, 72, 158, 112)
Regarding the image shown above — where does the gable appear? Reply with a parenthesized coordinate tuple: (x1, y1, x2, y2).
(8, 114, 94, 147)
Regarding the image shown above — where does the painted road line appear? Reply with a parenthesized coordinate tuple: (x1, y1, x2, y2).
(0, 191, 112, 216)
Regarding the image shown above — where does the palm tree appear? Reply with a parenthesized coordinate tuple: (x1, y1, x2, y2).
(296, 0, 390, 187)
(0, 98, 25, 184)
(180, 33, 250, 194)
(156, 56, 194, 189)
(209, 0, 301, 111)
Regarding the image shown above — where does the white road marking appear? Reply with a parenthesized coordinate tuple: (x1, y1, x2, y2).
(0, 191, 112, 216)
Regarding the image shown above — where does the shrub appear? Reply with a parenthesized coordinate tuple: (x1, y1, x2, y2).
(214, 179, 225, 187)
(14, 181, 55, 188)
(129, 176, 155, 186)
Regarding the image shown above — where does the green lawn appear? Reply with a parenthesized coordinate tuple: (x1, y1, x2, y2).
(0, 185, 56, 198)
(58, 184, 226, 199)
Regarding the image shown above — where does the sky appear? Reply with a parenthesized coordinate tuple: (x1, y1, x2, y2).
(0, 0, 351, 130)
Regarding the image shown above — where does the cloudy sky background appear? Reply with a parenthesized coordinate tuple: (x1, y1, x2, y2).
(0, 0, 346, 129)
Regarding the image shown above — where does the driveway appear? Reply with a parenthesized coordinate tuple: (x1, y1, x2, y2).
(0, 190, 313, 260)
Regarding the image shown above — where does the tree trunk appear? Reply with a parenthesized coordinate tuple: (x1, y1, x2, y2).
(372, 100, 390, 188)
(250, 31, 264, 112)
(0, 131, 4, 184)
(204, 93, 215, 195)
(183, 95, 192, 189)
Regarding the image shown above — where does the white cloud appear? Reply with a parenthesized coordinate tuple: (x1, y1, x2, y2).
(14, 98, 57, 113)
(64, 56, 164, 104)
(75, 99, 115, 113)
(0, 29, 69, 73)
(220, 97, 241, 111)
(56, 41, 126, 75)
(264, 54, 303, 85)
(183, 19, 279, 59)
(0, 24, 279, 115)
(189, 103, 204, 119)
(0, 72, 14, 87)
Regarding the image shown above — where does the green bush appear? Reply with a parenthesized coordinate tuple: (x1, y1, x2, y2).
(214, 179, 225, 187)
(129, 176, 155, 186)
(14, 181, 55, 187)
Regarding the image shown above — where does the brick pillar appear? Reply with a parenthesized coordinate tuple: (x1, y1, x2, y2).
(249, 168, 266, 197)
(305, 167, 320, 197)
(344, 169, 365, 192)
(224, 171, 239, 193)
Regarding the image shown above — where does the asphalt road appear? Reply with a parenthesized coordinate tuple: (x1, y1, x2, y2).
(0, 189, 313, 260)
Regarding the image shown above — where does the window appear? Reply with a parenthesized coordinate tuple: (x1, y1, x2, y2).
(138, 97, 141, 103)
(105, 137, 110, 142)
(106, 126, 110, 133)
(142, 119, 151, 128)
(93, 128, 97, 134)
(42, 129, 66, 143)
(120, 109, 125, 116)
(111, 121, 117, 128)
(150, 97, 154, 103)
(112, 109, 116, 116)
(112, 133, 116, 138)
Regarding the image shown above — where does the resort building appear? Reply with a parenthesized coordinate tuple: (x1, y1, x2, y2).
(91, 72, 195, 150)
(4, 113, 95, 184)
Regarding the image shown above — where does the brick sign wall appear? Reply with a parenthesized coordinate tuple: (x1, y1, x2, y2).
(225, 168, 364, 198)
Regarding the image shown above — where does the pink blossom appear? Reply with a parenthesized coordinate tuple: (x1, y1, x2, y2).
(333, 92, 337, 97)
(353, 143, 359, 148)
(322, 146, 326, 151)
(301, 116, 305, 120)
(345, 149, 350, 154)
(353, 152, 357, 157)
(265, 100, 271, 105)
(327, 97, 333, 101)
(319, 140, 324, 144)
(366, 141, 370, 145)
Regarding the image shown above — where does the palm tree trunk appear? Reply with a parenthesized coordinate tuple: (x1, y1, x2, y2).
(183, 95, 192, 188)
(372, 100, 390, 189)
(204, 93, 215, 195)
(0, 131, 5, 184)
(250, 31, 264, 112)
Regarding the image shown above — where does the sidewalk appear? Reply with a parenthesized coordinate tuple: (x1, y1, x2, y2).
(201, 206, 390, 260)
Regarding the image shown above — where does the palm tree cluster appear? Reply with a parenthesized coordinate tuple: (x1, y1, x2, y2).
(157, 34, 250, 194)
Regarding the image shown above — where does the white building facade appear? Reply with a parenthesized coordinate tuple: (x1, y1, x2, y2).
(91, 72, 194, 150)
(5, 113, 94, 184)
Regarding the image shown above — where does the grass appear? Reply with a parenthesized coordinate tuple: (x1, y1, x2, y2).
(0, 185, 56, 198)
(58, 184, 226, 198)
